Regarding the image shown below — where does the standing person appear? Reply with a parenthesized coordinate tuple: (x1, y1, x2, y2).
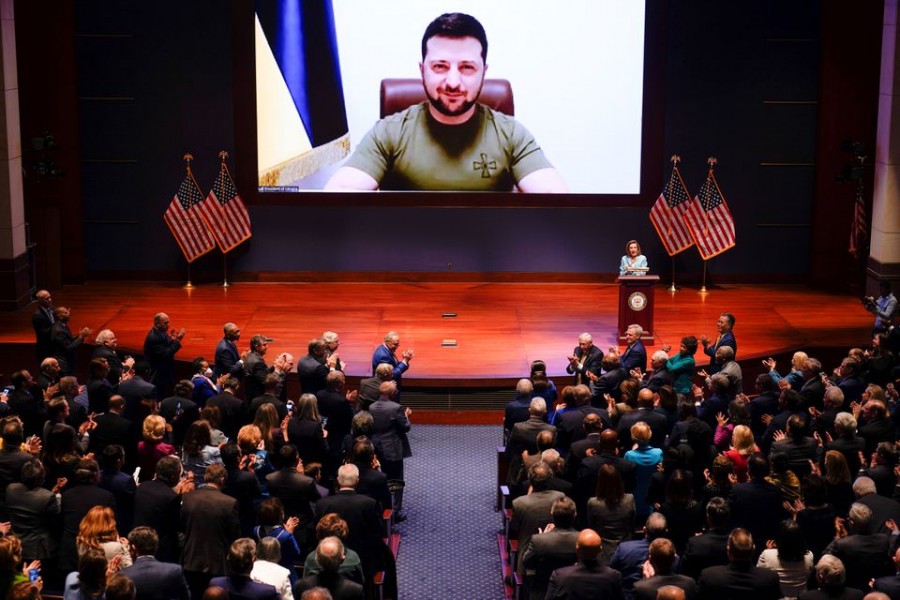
(620, 240, 649, 276)
(324, 12, 566, 193)
(371, 331, 414, 397)
(700, 312, 737, 375)
(545, 529, 623, 600)
(209, 539, 279, 600)
(133, 456, 194, 564)
(32, 289, 55, 363)
(297, 339, 336, 396)
(51, 307, 92, 376)
(663, 337, 698, 398)
(92, 330, 131, 385)
(566, 333, 604, 387)
(143, 312, 185, 397)
(244, 335, 282, 404)
(697, 529, 781, 600)
(214, 323, 245, 379)
(369, 381, 412, 520)
(321, 331, 345, 373)
(623, 422, 663, 520)
(119, 526, 191, 600)
(619, 325, 648, 373)
(863, 281, 897, 334)
(181, 464, 240, 599)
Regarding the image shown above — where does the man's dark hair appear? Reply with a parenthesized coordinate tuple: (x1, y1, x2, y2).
(421, 13, 488, 62)
(220, 442, 240, 469)
(20, 460, 45, 489)
(727, 528, 755, 562)
(349, 439, 376, 466)
(748, 453, 770, 479)
(648, 538, 676, 574)
(11, 371, 29, 389)
(536, 430, 556, 452)
(250, 335, 267, 352)
(191, 357, 207, 374)
(706, 497, 731, 528)
(720, 312, 735, 328)
(756, 373, 776, 392)
(74, 458, 100, 484)
(205, 463, 227, 485)
(582, 412, 603, 434)
(127, 527, 159, 557)
(529, 462, 553, 491)
(155, 456, 182, 487)
(550, 497, 577, 529)
(279, 444, 299, 467)
(105, 574, 136, 600)
(1, 418, 24, 447)
(226, 538, 256, 575)
(101, 444, 125, 470)
(133, 361, 151, 378)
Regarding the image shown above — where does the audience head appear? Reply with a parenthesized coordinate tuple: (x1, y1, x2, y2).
(7, 582, 41, 600)
(316, 537, 345, 574)
(375, 363, 394, 381)
(647, 538, 676, 574)
(20, 459, 46, 490)
(852, 476, 877, 499)
(202, 587, 229, 600)
(127, 527, 159, 558)
(205, 463, 227, 487)
(582, 412, 603, 434)
(729, 424, 754, 451)
(549, 496, 577, 529)
(815, 555, 847, 591)
(74, 457, 101, 485)
(535, 429, 556, 452)
(776, 519, 807, 562)
(77, 506, 119, 549)
(656, 586, 686, 600)
(630, 421, 651, 446)
(183, 420, 213, 457)
(337, 463, 360, 489)
(680, 336, 698, 355)
(300, 588, 334, 600)
(595, 464, 625, 506)
(747, 453, 769, 479)
(824, 386, 845, 409)
(528, 462, 553, 492)
(645, 512, 668, 540)
(256, 536, 282, 564)
(77, 546, 108, 596)
(726, 528, 755, 563)
(528, 397, 547, 416)
(0, 535, 23, 574)
(598, 429, 619, 453)
(105, 575, 136, 600)
(575, 529, 603, 563)
(378, 381, 399, 400)
(351, 411, 374, 436)
(237, 424, 262, 455)
(1, 417, 23, 448)
(257, 498, 287, 528)
(848, 502, 873, 534)
(101, 444, 125, 471)
(705, 497, 730, 529)
(226, 538, 256, 576)
(155, 455, 184, 487)
(515, 378, 533, 397)
(316, 513, 350, 542)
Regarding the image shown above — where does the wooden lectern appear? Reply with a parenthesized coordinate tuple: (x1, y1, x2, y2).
(616, 274, 659, 342)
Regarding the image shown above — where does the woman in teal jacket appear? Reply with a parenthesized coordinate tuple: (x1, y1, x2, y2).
(665, 336, 698, 397)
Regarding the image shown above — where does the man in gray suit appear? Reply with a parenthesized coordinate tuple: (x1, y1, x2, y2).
(510, 462, 566, 578)
(369, 381, 412, 518)
(119, 527, 191, 600)
(521, 496, 580, 600)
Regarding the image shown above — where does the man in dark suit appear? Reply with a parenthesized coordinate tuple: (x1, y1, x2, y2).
(566, 332, 604, 387)
(636, 351, 674, 394)
(31, 289, 55, 362)
(728, 454, 787, 546)
(700, 312, 737, 375)
(697, 528, 780, 600)
(510, 463, 566, 578)
(142, 312, 185, 397)
(92, 329, 129, 385)
(617, 388, 669, 450)
(214, 322, 245, 379)
(118, 361, 158, 424)
(798, 357, 827, 410)
(35, 357, 61, 395)
(266, 444, 320, 545)
(521, 496, 580, 600)
(823, 502, 893, 592)
(322, 331, 346, 373)
(89, 396, 136, 467)
(181, 464, 241, 599)
(619, 324, 648, 372)
(873, 547, 900, 598)
(357, 363, 393, 411)
(0, 419, 39, 520)
(243, 335, 274, 403)
(680, 498, 731, 580)
(51, 306, 93, 375)
(298, 338, 336, 396)
(59, 458, 116, 576)
(206, 377, 245, 440)
(159, 380, 200, 448)
(119, 526, 191, 600)
(133, 456, 192, 563)
(858, 400, 895, 458)
(576, 430, 636, 514)
(316, 370, 355, 473)
(6, 370, 44, 438)
(564, 413, 604, 481)
(545, 528, 624, 600)
(220, 442, 262, 536)
(294, 537, 364, 600)
(98, 444, 136, 533)
(249, 373, 288, 421)
(589, 354, 628, 404)
(853, 476, 900, 533)
(749, 374, 780, 440)
(556, 384, 607, 452)
(371, 331, 413, 397)
(314, 464, 387, 584)
(507, 397, 556, 472)
(369, 381, 412, 482)
(505, 379, 535, 435)
(209, 538, 279, 600)
(634, 538, 698, 600)
(610, 513, 669, 599)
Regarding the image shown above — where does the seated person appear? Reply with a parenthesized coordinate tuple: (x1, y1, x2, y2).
(324, 13, 566, 193)
(620, 240, 648, 276)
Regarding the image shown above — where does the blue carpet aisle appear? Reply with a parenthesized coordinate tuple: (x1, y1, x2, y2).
(394, 425, 505, 600)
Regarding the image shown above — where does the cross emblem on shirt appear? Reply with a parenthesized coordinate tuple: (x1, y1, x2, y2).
(473, 153, 497, 178)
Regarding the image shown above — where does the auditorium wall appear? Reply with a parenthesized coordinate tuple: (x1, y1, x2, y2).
(15, 1, 883, 286)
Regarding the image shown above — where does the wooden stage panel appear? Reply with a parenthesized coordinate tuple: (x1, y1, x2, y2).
(0, 281, 874, 384)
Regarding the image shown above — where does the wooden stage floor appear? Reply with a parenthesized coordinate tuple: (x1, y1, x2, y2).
(0, 281, 874, 387)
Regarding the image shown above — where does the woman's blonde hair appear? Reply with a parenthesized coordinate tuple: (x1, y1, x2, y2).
(237, 424, 262, 455)
(731, 425, 755, 455)
(631, 422, 651, 445)
(142, 414, 166, 443)
(253, 404, 279, 452)
(76, 506, 118, 551)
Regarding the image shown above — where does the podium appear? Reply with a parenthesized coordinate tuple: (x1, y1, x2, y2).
(616, 275, 659, 342)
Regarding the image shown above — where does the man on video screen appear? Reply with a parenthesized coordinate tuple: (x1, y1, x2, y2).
(325, 13, 567, 193)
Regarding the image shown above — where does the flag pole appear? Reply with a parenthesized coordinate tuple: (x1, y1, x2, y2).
(700, 261, 708, 293)
(698, 157, 717, 294)
(667, 155, 680, 293)
(223, 253, 230, 288)
(183, 153, 195, 289)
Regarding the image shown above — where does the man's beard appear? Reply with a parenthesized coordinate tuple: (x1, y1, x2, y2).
(424, 81, 483, 117)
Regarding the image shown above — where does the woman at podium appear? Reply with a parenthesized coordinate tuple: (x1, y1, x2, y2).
(619, 240, 648, 276)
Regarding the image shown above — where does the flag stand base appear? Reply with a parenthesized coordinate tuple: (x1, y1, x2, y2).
(668, 284, 678, 293)
(183, 281, 194, 289)
(222, 280, 230, 288)
(699, 285, 708, 294)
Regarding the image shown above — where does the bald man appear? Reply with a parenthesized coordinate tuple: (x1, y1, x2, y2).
(657, 586, 685, 600)
(545, 529, 624, 600)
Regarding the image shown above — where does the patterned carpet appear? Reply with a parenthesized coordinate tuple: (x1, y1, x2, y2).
(394, 425, 505, 600)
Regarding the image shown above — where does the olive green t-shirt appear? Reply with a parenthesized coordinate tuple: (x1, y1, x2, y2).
(345, 102, 552, 191)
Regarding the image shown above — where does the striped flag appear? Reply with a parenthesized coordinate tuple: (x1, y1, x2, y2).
(198, 159, 252, 253)
(649, 162, 695, 256)
(684, 164, 736, 260)
(848, 186, 867, 258)
(164, 166, 216, 263)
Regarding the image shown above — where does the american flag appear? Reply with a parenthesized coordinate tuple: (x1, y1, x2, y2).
(848, 186, 867, 258)
(198, 163, 252, 253)
(649, 164, 695, 256)
(164, 170, 216, 263)
(684, 167, 736, 260)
